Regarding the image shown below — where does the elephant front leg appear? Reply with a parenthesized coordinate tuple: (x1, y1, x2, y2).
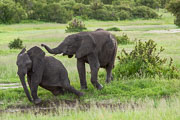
(77, 59, 87, 89)
(88, 54, 103, 90)
(31, 75, 41, 104)
(27, 75, 32, 90)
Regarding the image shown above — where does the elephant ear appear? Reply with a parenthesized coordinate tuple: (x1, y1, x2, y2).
(27, 46, 45, 72)
(75, 34, 96, 59)
(18, 48, 26, 55)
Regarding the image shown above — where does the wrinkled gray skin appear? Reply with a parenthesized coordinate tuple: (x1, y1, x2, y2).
(16, 46, 83, 104)
(41, 29, 117, 90)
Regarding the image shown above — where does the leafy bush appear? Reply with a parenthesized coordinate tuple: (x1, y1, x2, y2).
(117, 10, 131, 20)
(114, 33, 133, 45)
(106, 27, 121, 31)
(8, 38, 24, 49)
(72, 3, 92, 20)
(0, 0, 26, 24)
(113, 40, 179, 79)
(135, 0, 160, 9)
(167, 0, 180, 27)
(132, 6, 159, 19)
(28, 1, 46, 20)
(65, 19, 87, 33)
(91, 8, 118, 21)
(43, 3, 73, 23)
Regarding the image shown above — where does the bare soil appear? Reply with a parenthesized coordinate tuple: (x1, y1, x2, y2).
(0, 83, 21, 89)
(146, 29, 180, 33)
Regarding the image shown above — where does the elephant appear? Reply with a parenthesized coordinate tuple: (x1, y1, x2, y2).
(16, 46, 84, 104)
(41, 29, 117, 90)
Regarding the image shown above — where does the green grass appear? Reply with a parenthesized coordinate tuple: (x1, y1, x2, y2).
(0, 78, 179, 109)
(0, 9, 180, 119)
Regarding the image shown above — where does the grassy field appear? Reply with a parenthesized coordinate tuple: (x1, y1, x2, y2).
(0, 9, 180, 119)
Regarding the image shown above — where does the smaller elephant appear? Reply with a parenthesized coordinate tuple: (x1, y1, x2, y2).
(16, 46, 83, 104)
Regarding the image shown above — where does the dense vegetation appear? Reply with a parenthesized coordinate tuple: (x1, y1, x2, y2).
(167, 0, 180, 27)
(0, 0, 172, 24)
(114, 39, 179, 79)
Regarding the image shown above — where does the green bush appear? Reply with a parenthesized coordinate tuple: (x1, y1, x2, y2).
(72, 3, 91, 19)
(90, 8, 118, 21)
(28, 1, 46, 20)
(135, 0, 160, 9)
(8, 38, 24, 49)
(65, 19, 87, 33)
(113, 40, 179, 79)
(43, 3, 73, 23)
(117, 10, 131, 20)
(132, 6, 159, 19)
(106, 27, 121, 31)
(0, 0, 26, 24)
(167, 0, 180, 27)
(114, 33, 133, 45)
(89, 0, 118, 21)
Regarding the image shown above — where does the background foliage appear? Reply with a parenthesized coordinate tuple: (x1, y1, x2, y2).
(0, 0, 173, 24)
(167, 0, 180, 27)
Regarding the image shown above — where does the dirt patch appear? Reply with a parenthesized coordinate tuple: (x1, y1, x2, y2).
(0, 99, 141, 114)
(0, 83, 21, 89)
(146, 29, 180, 33)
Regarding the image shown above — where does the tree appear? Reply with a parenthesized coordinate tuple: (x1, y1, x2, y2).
(0, 0, 26, 24)
(167, 0, 180, 27)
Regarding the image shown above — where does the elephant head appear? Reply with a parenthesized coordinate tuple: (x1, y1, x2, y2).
(41, 33, 96, 59)
(16, 46, 45, 102)
(16, 48, 33, 102)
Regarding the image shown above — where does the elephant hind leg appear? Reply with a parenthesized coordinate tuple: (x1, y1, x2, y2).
(63, 85, 84, 97)
(40, 85, 64, 96)
(105, 64, 113, 83)
(52, 87, 64, 96)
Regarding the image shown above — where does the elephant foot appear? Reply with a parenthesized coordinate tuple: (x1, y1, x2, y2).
(106, 79, 111, 84)
(111, 76, 114, 81)
(34, 98, 42, 105)
(96, 84, 103, 90)
(91, 81, 103, 90)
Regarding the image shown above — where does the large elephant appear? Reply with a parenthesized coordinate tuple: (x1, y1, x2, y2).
(16, 46, 83, 104)
(41, 29, 117, 90)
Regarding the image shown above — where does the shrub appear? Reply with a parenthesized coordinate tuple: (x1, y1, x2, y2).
(90, 8, 118, 21)
(106, 27, 121, 31)
(167, 0, 180, 27)
(132, 6, 158, 19)
(43, 3, 73, 23)
(28, 2, 46, 20)
(65, 19, 87, 33)
(72, 3, 91, 19)
(113, 40, 179, 79)
(8, 38, 24, 49)
(114, 33, 133, 45)
(0, 0, 26, 24)
(135, 0, 160, 9)
(117, 10, 131, 20)
(89, 0, 119, 21)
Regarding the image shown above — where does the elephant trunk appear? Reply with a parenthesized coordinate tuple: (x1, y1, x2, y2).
(18, 73, 32, 102)
(43, 44, 63, 54)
